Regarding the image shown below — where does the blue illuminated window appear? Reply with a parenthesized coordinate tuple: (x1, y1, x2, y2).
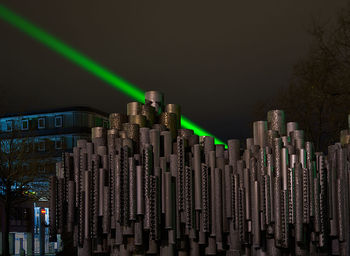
(38, 117, 45, 129)
(21, 119, 29, 130)
(55, 116, 63, 128)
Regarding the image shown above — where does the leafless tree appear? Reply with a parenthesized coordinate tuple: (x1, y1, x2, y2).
(0, 124, 55, 256)
(254, 4, 350, 152)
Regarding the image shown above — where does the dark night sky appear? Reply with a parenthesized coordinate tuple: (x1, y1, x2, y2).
(0, 0, 348, 142)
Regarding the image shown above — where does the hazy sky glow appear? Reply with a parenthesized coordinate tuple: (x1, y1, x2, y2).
(0, 0, 348, 142)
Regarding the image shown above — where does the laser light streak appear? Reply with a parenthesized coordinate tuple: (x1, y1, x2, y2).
(0, 4, 226, 146)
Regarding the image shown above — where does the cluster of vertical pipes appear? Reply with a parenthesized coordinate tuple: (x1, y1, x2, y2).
(50, 91, 350, 255)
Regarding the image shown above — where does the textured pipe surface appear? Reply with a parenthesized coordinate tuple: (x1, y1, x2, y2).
(127, 101, 142, 116)
(165, 103, 181, 128)
(128, 114, 147, 128)
(109, 113, 127, 130)
(267, 110, 286, 136)
(50, 94, 350, 256)
(145, 90, 164, 114)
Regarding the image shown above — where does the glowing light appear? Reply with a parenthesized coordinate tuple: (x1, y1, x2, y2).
(41, 208, 46, 214)
(0, 4, 227, 146)
(181, 116, 226, 145)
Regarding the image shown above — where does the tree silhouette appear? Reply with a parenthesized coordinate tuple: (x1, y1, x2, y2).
(254, 4, 350, 152)
(0, 124, 55, 256)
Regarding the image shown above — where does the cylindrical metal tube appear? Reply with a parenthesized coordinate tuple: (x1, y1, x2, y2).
(216, 144, 225, 158)
(177, 137, 185, 213)
(266, 130, 278, 150)
(274, 138, 282, 177)
(193, 144, 202, 210)
(204, 136, 215, 155)
(128, 114, 147, 128)
(164, 172, 173, 229)
(246, 138, 254, 151)
(143, 144, 153, 229)
(209, 151, 216, 236)
(159, 112, 177, 141)
(188, 134, 199, 147)
(228, 139, 240, 168)
(201, 163, 210, 233)
(77, 139, 87, 148)
(295, 163, 303, 243)
(243, 168, 251, 221)
(224, 165, 233, 219)
(215, 168, 223, 243)
(281, 190, 289, 248)
(129, 157, 136, 221)
(103, 176, 110, 233)
(291, 129, 304, 145)
(184, 166, 193, 230)
(252, 181, 261, 247)
(286, 122, 298, 137)
(267, 110, 286, 136)
(134, 222, 143, 246)
(98, 168, 105, 217)
(161, 131, 172, 159)
(109, 113, 127, 130)
(84, 171, 91, 239)
(165, 103, 181, 128)
(140, 127, 150, 151)
(281, 147, 288, 190)
(141, 104, 156, 127)
(264, 174, 272, 225)
(92, 126, 106, 140)
(253, 121, 267, 148)
(150, 129, 160, 168)
(274, 176, 282, 244)
(281, 136, 288, 147)
(127, 102, 142, 116)
(107, 129, 118, 152)
(136, 165, 144, 215)
(122, 123, 139, 144)
(145, 90, 164, 114)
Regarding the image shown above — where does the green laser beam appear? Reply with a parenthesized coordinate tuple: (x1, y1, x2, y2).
(0, 4, 226, 146)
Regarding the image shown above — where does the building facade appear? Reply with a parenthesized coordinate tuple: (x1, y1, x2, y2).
(0, 106, 108, 255)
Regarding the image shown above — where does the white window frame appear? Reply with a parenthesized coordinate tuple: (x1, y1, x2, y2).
(38, 117, 45, 129)
(55, 116, 63, 128)
(21, 119, 29, 130)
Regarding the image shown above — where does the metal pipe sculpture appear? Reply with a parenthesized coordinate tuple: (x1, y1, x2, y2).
(50, 93, 350, 256)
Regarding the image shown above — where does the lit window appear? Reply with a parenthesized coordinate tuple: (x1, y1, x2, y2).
(5, 120, 12, 132)
(55, 116, 63, 128)
(38, 117, 45, 129)
(21, 119, 29, 130)
(55, 138, 62, 149)
(38, 140, 45, 152)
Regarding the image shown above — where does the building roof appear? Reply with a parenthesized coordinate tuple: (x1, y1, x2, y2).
(0, 106, 109, 118)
